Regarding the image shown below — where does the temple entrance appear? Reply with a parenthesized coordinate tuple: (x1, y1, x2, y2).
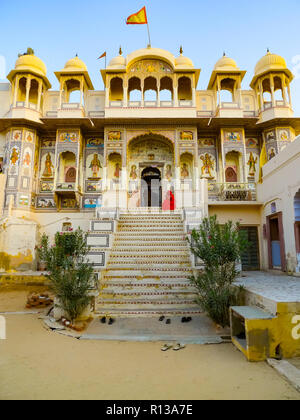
(141, 167, 162, 207)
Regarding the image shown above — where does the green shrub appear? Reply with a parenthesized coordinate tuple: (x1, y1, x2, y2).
(37, 229, 96, 322)
(189, 216, 248, 328)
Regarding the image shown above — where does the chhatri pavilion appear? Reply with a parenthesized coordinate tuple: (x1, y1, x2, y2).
(0, 45, 300, 289)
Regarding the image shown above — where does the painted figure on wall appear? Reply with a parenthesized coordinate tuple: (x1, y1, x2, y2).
(130, 165, 138, 180)
(247, 152, 258, 176)
(10, 147, 19, 166)
(200, 154, 214, 178)
(42, 153, 54, 178)
(181, 163, 189, 179)
(165, 164, 173, 181)
(162, 190, 175, 211)
(114, 163, 121, 179)
(23, 151, 31, 167)
(268, 148, 276, 160)
(89, 154, 102, 179)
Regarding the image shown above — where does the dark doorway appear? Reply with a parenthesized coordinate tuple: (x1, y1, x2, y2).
(239, 227, 260, 270)
(141, 167, 162, 207)
(266, 213, 286, 271)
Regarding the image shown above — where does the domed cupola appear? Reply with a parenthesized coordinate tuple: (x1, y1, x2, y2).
(175, 46, 194, 69)
(107, 47, 126, 70)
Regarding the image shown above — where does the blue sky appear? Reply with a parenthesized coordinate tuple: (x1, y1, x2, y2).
(1, 0, 300, 114)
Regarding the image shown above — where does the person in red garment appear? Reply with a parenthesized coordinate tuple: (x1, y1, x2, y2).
(162, 190, 175, 210)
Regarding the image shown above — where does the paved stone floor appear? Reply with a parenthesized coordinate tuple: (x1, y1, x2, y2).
(236, 271, 300, 303)
(82, 314, 230, 344)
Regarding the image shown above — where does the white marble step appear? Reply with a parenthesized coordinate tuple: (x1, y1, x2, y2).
(110, 245, 189, 251)
(114, 232, 186, 237)
(101, 278, 194, 286)
(108, 254, 190, 262)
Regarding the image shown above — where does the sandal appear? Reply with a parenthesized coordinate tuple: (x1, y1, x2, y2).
(100, 317, 106, 324)
(159, 316, 165, 322)
(173, 343, 186, 351)
(161, 344, 173, 352)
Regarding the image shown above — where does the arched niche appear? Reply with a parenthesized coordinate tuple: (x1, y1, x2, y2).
(225, 151, 242, 182)
(108, 152, 122, 181)
(58, 151, 77, 183)
(128, 77, 142, 102)
(180, 152, 193, 180)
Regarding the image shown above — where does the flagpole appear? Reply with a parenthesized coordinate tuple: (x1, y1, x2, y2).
(147, 21, 151, 47)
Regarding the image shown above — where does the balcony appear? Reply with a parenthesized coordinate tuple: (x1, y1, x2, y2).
(7, 102, 42, 122)
(215, 102, 244, 118)
(56, 103, 85, 118)
(208, 182, 257, 202)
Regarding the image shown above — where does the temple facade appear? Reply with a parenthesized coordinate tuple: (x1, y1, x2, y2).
(0, 46, 299, 276)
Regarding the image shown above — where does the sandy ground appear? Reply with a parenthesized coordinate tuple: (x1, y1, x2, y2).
(0, 291, 300, 400)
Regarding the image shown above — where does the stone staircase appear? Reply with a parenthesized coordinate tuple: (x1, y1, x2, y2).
(95, 211, 201, 317)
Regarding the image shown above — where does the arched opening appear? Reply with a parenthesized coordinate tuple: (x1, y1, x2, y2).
(225, 151, 241, 182)
(18, 77, 27, 102)
(274, 76, 284, 103)
(64, 79, 83, 105)
(58, 151, 77, 184)
(220, 78, 235, 104)
(29, 78, 39, 106)
(160, 76, 173, 103)
(141, 167, 162, 207)
(178, 77, 192, 101)
(144, 77, 157, 104)
(262, 78, 272, 109)
(128, 77, 142, 103)
(110, 77, 123, 102)
(294, 190, 300, 254)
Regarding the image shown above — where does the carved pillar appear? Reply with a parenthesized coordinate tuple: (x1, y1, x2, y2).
(105, 75, 110, 108)
(259, 79, 264, 112)
(59, 80, 64, 109)
(123, 80, 128, 107)
(25, 76, 31, 108)
(270, 75, 276, 108)
(37, 80, 43, 112)
(282, 76, 288, 106)
(13, 75, 20, 107)
(173, 77, 178, 107)
(141, 79, 144, 107)
(80, 78, 84, 106)
(157, 78, 160, 106)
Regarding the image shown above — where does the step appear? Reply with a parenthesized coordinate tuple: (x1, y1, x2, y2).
(109, 246, 189, 252)
(96, 299, 198, 310)
(100, 289, 198, 299)
(108, 255, 191, 262)
(94, 307, 203, 317)
(106, 263, 192, 269)
(101, 278, 195, 287)
(114, 232, 187, 238)
(109, 251, 190, 257)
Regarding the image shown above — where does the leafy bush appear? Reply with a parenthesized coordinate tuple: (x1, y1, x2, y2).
(37, 229, 96, 322)
(189, 216, 248, 327)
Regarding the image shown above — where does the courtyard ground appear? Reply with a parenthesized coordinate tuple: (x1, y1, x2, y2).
(0, 290, 299, 400)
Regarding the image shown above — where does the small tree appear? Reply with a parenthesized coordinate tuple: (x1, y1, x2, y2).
(37, 228, 96, 323)
(189, 216, 248, 327)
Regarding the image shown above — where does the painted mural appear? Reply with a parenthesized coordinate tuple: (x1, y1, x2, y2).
(12, 130, 22, 142)
(247, 152, 259, 178)
(22, 147, 33, 176)
(59, 132, 78, 143)
(86, 153, 103, 179)
(278, 129, 290, 142)
(41, 153, 55, 178)
(225, 131, 242, 142)
(180, 131, 193, 141)
(37, 197, 56, 208)
(86, 138, 104, 148)
(9, 146, 20, 175)
(199, 153, 216, 179)
(246, 138, 259, 148)
(25, 131, 34, 143)
(199, 138, 215, 147)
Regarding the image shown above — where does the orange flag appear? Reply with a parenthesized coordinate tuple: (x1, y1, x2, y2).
(126, 6, 148, 25)
(98, 52, 106, 59)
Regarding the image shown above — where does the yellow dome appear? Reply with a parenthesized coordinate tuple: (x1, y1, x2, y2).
(64, 56, 87, 72)
(108, 54, 126, 69)
(15, 53, 47, 77)
(255, 51, 287, 76)
(214, 55, 238, 71)
(175, 54, 194, 68)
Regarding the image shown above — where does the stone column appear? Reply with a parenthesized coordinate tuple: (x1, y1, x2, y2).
(80, 78, 84, 106)
(37, 80, 43, 112)
(157, 78, 160, 106)
(13, 76, 19, 107)
(59, 80, 64, 109)
(105, 76, 110, 108)
(173, 77, 178, 107)
(270, 75, 276, 108)
(141, 79, 144, 107)
(259, 79, 264, 112)
(25, 76, 31, 108)
(123, 81, 128, 107)
(282, 76, 288, 107)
